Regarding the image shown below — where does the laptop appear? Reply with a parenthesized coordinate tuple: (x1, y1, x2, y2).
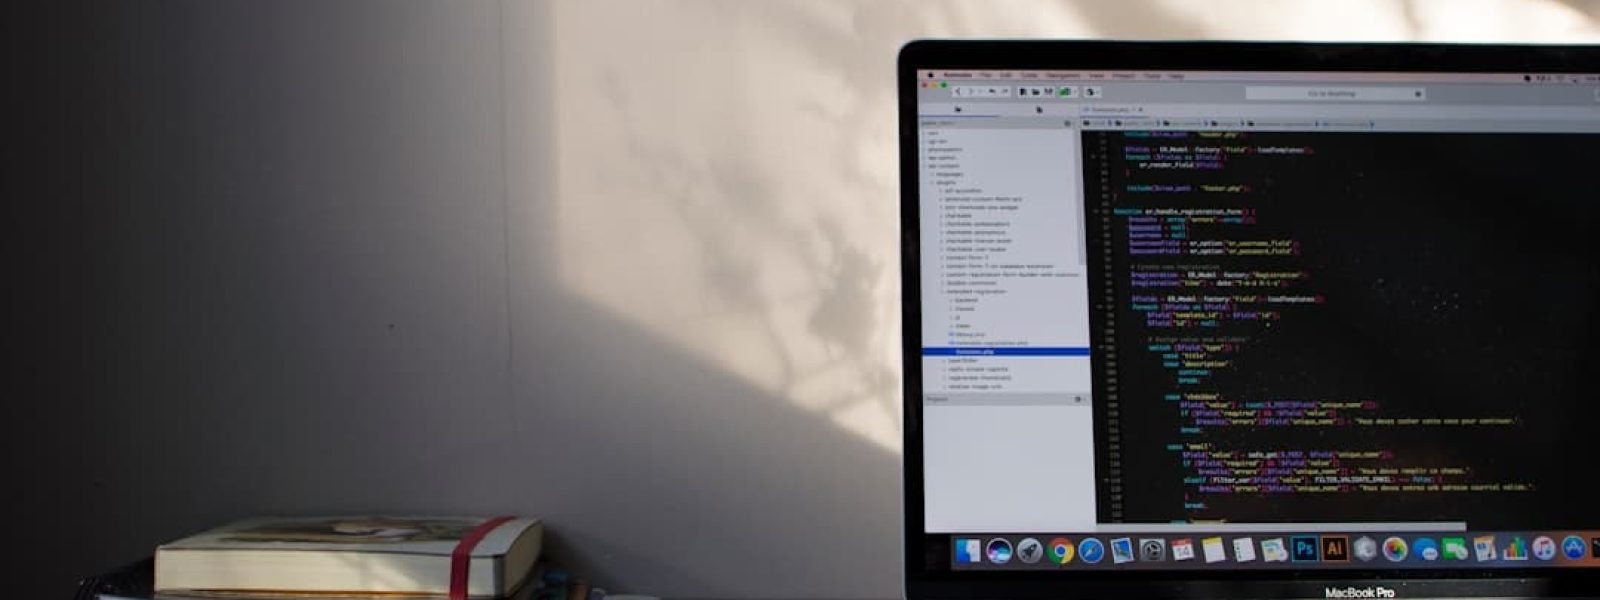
(898, 41, 1600, 600)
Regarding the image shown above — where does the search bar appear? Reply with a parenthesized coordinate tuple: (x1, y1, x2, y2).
(1246, 86, 1426, 102)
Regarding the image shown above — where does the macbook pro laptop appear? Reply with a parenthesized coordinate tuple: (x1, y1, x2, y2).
(899, 41, 1600, 600)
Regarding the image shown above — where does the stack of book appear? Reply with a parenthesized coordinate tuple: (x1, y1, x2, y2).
(81, 515, 602, 600)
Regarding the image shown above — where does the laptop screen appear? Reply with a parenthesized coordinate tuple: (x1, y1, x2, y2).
(904, 44, 1600, 598)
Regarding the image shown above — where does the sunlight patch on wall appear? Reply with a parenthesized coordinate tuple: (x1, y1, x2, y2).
(1406, 0, 1599, 41)
(1146, 0, 1597, 41)
(549, 0, 909, 452)
(543, 0, 1596, 454)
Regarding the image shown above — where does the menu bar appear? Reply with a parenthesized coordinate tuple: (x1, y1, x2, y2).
(919, 70, 1600, 84)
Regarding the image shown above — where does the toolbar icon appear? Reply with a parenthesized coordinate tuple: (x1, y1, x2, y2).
(1171, 538, 1195, 561)
(955, 538, 981, 564)
(1291, 536, 1320, 562)
(1474, 536, 1498, 562)
(1382, 537, 1408, 562)
(1414, 538, 1440, 561)
(1531, 536, 1555, 561)
(1203, 537, 1228, 563)
(1049, 537, 1076, 565)
(1323, 536, 1351, 562)
(1562, 535, 1585, 560)
(1504, 537, 1529, 561)
(1139, 539, 1167, 562)
(1017, 538, 1044, 564)
(1353, 537, 1378, 562)
(1111, 538, 1136, 564)
(1442, 537, 1469, 561)
(987, 538, 1013, 564)
(1232, 538, 1257, 562)
(1261, 538, 1289, 563)
(1080, 538, 1106, 564)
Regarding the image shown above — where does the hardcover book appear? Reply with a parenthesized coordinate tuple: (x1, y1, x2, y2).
(154, 516, 542, 598)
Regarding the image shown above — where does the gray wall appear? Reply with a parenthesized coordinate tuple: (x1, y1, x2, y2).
(18, 1, 1596, 599)
(20, 2, 900, 598)
(22, 1, 529, 596)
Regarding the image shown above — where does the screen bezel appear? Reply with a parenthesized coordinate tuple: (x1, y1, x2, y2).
(898, 39, 1600, 600)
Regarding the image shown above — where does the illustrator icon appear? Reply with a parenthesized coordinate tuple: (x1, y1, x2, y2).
(1322, 536, 1350, 562)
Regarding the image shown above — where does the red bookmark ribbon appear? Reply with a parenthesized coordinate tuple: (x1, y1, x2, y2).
(449, 516, 516, 600)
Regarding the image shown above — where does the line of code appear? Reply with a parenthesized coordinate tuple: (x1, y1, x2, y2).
(1083, 131, 1600, 528)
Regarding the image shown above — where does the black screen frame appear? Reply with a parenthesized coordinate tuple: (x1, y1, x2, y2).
(898, 40, 1600, 600)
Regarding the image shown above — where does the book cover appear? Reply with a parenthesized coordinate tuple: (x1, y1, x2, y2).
(155, 516, 541, 598)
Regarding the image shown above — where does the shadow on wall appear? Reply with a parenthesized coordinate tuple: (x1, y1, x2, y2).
(507, 292, 901, 597)
(527, 0, 1597, 596)
(540, 0, 1600, 458)
(27, 1, 1599, 599)
(508, 2, 906, 596)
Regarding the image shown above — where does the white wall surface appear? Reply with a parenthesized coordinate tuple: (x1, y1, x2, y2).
(16, 1, 1597, 599)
